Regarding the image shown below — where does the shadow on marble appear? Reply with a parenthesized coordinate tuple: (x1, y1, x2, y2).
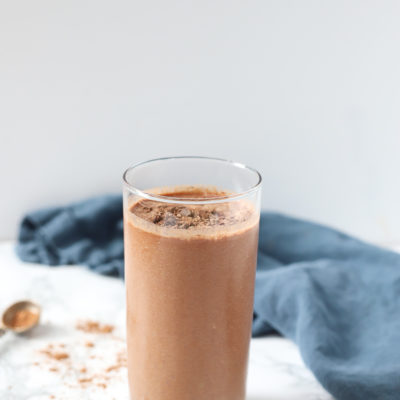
(22, 321, 69, 339)
(0, 322, 67, 359)
(0, 321, 67, 345)
(0, 335, 13, 357)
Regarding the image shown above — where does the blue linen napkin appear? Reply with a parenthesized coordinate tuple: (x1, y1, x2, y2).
(17, 195, 400, 400)
(17, 195, 124, 277)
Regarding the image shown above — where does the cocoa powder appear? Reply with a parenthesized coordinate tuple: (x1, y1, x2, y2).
(41, 348, 69, 361)
(9, 309, 39, 329)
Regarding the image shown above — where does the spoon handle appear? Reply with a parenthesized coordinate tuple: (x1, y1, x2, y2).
(0, 328, 6, 337)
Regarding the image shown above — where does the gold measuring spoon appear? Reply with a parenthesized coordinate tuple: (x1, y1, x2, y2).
(0, 300, 41, 336)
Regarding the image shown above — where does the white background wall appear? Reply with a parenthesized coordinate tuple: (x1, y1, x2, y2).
(1, 1, 400, 243)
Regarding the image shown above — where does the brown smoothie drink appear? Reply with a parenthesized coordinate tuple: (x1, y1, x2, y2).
(124, 186, 259, 400)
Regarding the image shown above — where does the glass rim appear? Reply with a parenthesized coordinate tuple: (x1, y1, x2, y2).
(123, 156, 262, 205)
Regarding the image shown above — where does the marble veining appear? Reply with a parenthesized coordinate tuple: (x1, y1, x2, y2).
(0, 242, 334, 400)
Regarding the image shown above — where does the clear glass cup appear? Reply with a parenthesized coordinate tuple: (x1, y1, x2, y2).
(123, 157, 262, 400)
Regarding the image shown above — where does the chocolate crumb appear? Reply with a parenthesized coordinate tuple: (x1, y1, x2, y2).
(180, 207, 192, 217)
(131, 190, 254, 230)
(153, 214, 162, 223)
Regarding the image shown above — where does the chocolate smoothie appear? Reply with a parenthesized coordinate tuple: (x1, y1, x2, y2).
(124, 186, 259, 400)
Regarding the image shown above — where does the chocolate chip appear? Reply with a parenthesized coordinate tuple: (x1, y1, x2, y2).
(153, 214, 163, 224)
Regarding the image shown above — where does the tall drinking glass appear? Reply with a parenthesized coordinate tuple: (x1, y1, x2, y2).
(123, 157, 262, 400)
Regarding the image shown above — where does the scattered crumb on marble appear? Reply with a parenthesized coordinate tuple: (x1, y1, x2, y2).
(106, 365, 120, 373)
(106, 351, 127, 373)
(76, 320, 114, 334)
(34, 321, 127, 392)
(41, 348, 69, 361)
(78, 377, 93, 385)
(78, 374, 109, 388)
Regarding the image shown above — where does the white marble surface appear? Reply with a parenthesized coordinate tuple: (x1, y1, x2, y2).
(0, 241, 335, 400)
